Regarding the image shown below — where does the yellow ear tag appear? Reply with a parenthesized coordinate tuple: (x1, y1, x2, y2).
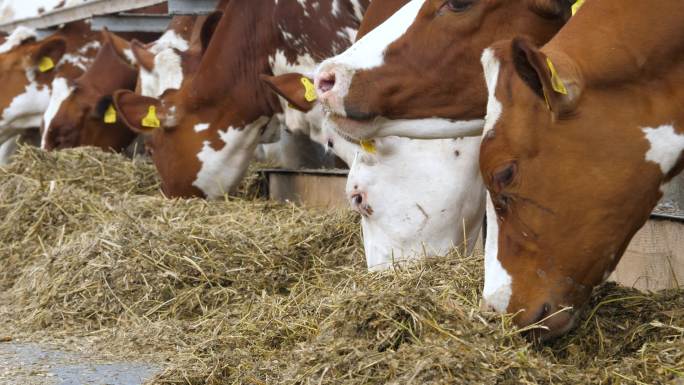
(360, 139, 376, 154)
(301, 77, 317, 102)
(103, 104, 117, 124)
(572, 0, 585, 15)
(546, 57, 568, 95)
(141, 105, 161, 128)
(38, 56, 55, 73)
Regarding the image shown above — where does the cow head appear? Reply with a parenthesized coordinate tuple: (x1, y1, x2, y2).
(0, 29, 66, 141)
(42, 30, 138, 152)
(479, 30, 684, 340)
(312, 0, 575, 140)
(114, 87, 273, 198)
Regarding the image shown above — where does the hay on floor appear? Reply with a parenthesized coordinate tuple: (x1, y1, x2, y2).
(0, 146, 682, 385)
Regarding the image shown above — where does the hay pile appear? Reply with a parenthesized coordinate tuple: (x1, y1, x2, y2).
(0, 146, 682, 384)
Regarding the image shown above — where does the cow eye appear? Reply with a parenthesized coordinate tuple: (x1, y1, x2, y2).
(492, 162, 517, 190)
(446, 0, 474, 12)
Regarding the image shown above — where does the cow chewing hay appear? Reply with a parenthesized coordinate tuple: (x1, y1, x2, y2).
(0, 146, 682, 384)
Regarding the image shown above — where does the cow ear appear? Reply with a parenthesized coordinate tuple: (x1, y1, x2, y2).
(260, 73, 316, 112)
(113, 90, 169, 134)
(201, 10, 223, 53)
(131, 40, 155, 71)
(31, 36, 66, 72)
(511, 37, 581, 116)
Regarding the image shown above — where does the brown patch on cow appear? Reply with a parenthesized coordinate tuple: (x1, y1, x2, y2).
(200, 10, 223, 53)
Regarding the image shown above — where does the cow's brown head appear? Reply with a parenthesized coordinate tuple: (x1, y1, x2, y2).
(479, 29, 684, 340)
(42, 30, 138, 152)
(313, 0, 575, 140)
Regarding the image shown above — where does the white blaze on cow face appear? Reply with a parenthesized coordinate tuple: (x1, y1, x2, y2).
(481, 48, 502, 136)
(41, 77, 75, 149)
(480, 46, 512, 314)
(314, 0, 424, 115)
(151, 31, 189, 53)
(344, 135, 485, 271)
(138, 31, 189, 98)
(140, 48, 184, 98)
(642, 124, 684, 179)
(481, 194, 512, 313)
(193, 116, 270, 199)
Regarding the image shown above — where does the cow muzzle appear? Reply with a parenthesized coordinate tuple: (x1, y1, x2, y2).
(314, 63, 354, 118)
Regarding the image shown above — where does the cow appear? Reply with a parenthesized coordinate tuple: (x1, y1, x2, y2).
(265, 0, 573, 270)
(478, 0, 684, 340)
(40, 13, 223, 153)
(0, 21, 100, 164)
(114, 0, 370, 199)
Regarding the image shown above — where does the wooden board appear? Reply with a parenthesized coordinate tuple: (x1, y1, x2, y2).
(611, 218, 684, 291)
(265, 170, 349, 209)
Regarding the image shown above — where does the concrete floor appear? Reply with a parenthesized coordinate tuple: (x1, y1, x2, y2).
(0, 342, 159, 385)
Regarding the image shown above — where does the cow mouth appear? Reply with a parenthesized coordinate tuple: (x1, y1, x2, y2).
(326, 112, 379, 141)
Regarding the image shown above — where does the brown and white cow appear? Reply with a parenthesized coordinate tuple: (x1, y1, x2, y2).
(114, 0, 370, 198)
(479, 0, 684, 339)
(41, 30, 138, 152)
(268, 0, 573, 270)
(0, 21, 99, 164)
(40, 14, 222, 153)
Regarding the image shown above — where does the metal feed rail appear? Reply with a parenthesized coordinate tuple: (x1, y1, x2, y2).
(0, 0, 166, 33)
(0, 0, 221, 34)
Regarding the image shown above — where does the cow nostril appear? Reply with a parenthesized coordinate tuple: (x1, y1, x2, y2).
(532, 303, 552, 324)
(353, 193, 363, 205)
(318, 72, 336, 93)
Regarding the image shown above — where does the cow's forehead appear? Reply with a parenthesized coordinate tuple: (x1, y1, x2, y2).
(321, 0, 424, 71)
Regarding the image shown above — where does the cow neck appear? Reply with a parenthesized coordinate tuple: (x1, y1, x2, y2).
(184, 0, 279, 126)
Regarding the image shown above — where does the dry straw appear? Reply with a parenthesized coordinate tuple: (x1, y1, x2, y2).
(0, 146, 682, 384)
